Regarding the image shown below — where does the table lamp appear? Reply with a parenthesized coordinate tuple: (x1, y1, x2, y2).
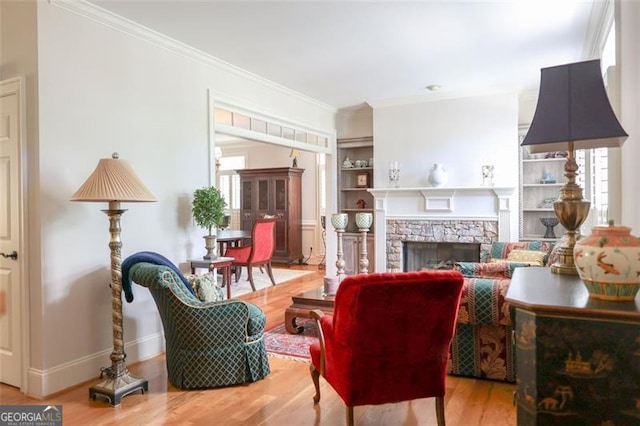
(70, 152, 156, 405)
(521, 59, 628, 275)
(214, 146, 223, 171)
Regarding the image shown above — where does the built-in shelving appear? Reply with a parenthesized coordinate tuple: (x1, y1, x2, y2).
(337, 137, 375, 274)
(519, 129, 567, 241)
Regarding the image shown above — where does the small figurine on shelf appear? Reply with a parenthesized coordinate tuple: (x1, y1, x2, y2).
(541, 170, 556, 184)
(356, 199, 366, 209)
(289, 149, 300, 168)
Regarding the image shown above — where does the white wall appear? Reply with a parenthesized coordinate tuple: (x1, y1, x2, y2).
(3, 1, 335, 396)
(619, 0, 640, 234)
(336, 105, 374, 139)
(371, 91, 519, 189)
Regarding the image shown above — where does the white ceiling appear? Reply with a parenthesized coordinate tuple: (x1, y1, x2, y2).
(91, 0, 598, 110)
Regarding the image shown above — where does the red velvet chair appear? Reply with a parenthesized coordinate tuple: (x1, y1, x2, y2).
(309, 270, 464, 426)
(224, 218, 277, 292)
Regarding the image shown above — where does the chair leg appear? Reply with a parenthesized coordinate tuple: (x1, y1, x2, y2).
(234, 266, 241, 282)
(265, 262, 277, 286)
(346, 406, 354, 426)
(247, 266, 257, 292)
(435, 396, 445, 426)
(310, 364, 321, 404)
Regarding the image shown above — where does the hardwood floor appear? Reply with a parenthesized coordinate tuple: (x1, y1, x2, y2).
(0, 265, 516, 425)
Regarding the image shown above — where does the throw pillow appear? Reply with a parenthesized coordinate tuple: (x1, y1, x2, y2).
(185, 273, 225, 302)
(489, 241, 553, 264)
(456, 261, 531, 278)
(506, 249, 546, 266)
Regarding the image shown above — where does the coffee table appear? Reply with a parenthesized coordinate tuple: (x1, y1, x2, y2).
(284, 287, 335, 334)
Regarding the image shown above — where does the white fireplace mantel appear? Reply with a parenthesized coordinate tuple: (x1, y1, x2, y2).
(369, 186, 516, 215)
(368, 186, 518, 271)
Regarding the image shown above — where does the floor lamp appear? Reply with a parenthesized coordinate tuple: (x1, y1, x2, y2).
(521, 59, 628, 275)
(71, 153, 156, 406)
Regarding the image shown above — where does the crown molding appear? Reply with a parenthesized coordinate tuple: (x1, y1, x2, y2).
(336, 103, 373, 118)
(366, 86, 518, 109)
(582, 0, 614, 59)
(48, 0, 336, 114)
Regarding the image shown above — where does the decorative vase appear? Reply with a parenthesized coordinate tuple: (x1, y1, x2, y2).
(203, 235, 218, 260)
(539, 217, 559, 239)
(573, 221, 640, 301)
(355, 212, 373, 230)
(323, 275, 340, 296)
(428, 163, 448, 187)
(330, 213, 348, 231)
(331, 213, 348, 277)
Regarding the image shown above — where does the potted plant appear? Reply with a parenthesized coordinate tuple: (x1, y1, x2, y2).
(192, 186, 227, 259)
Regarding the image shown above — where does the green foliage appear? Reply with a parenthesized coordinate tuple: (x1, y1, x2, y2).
(192, 186, 227, 236)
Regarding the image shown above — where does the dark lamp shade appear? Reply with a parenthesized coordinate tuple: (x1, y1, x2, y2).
(70, 153, 156, 202)
(522, 59, 628, 153)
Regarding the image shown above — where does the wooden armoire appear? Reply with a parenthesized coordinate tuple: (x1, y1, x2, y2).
(236, 167, 304, 264)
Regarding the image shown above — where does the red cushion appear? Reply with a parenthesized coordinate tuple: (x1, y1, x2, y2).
(225, 219, 275, 265)
(224, 245, 251, 263)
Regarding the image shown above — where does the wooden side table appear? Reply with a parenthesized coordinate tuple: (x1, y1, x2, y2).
(506, 267, 640, 425)
(188, 256, 234, 300)
(284, 287, 335, 334)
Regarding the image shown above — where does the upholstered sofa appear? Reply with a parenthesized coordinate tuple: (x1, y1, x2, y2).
(447, 241, 555, 382)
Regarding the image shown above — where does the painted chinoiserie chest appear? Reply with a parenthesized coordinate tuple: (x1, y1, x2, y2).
(506, 267, 640, 425)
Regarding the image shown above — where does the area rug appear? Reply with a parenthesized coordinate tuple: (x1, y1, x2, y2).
(264, 319, 318, 361)
(227, 267, 314, 298)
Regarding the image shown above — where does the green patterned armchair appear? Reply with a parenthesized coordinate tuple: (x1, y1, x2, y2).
(128, 262, 270, 389)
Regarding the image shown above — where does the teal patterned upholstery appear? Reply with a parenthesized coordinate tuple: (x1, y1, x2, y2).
(448, 276, 515, 382)
(129, 262, 270, 389)
(449, 242, 554, 382)
(455, 261, 530, 279)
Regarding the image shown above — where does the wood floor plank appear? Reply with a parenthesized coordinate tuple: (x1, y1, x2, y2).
(0, 265, 516, 425)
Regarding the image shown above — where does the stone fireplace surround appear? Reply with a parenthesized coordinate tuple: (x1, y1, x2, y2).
(389, 220, 495, 272)
(368, 187, 517, 272)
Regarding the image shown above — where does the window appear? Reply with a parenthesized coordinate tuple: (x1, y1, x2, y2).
(317, 153, 326, 215)
(218, 155, 245, 226)
(578, 22, 616, 226)
(214, 106, 329, 149)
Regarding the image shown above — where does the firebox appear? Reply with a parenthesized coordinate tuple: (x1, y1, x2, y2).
(402, 241, 480, 271)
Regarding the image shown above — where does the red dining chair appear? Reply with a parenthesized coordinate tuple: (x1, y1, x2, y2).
(224, 218, 277, 292)
(309, 270, 464, 426)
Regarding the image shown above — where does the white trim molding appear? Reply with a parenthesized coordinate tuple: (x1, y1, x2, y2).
(49, 0, 336, 115)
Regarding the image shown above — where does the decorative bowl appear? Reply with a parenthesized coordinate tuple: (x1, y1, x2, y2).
(330, 213, 348, 231)
(539, 217, 559, 238)
(539, 217, 559, 228)
(573, 222, 640, 301)
(355, 212, 373, 230)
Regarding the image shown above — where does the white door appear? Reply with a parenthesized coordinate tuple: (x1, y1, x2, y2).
(0, 78, 24, 388)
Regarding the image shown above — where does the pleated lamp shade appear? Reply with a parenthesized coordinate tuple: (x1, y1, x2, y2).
(70, 153, 156, 202)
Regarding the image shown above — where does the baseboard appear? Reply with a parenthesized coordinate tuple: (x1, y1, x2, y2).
(26, 332, 164, 398)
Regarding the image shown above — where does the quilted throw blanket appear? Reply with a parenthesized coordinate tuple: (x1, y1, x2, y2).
(121, 251, 194, 302)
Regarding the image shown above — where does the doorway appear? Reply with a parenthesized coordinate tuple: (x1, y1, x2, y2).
(0, 78, 26, 389)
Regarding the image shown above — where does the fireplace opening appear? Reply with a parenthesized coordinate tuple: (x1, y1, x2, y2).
(403, 242, 480, 271)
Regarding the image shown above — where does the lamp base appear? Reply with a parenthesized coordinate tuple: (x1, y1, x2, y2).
(89, 364, 148, 406)
(550, 244, 579, 275)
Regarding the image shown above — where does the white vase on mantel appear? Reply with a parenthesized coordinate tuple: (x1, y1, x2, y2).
(428, 163, 448, 187)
